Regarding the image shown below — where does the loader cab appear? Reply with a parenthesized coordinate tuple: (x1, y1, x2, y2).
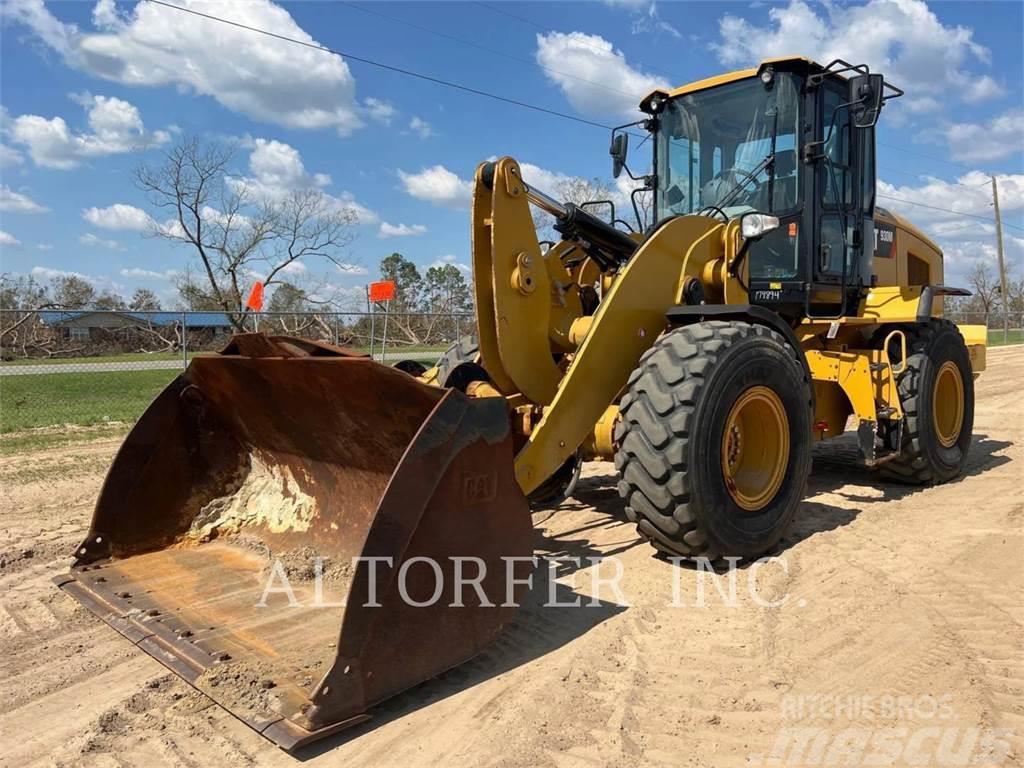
(641, 58, 901, 322)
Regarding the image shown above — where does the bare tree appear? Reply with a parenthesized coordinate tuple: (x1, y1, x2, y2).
(532, 176, 614, 242)
(135, 137, 358, 331)
(967, 261, 1002, 322)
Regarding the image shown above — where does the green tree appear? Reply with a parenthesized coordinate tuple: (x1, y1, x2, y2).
(0, 274, 49, 310)
(267, 282, 309, 313)
(94, 290, 127, 310)
(50, 275, 96, 309)
(129, 288, 162, 311)
(379, 252, 423, 312)
(424, 263, 471, 312)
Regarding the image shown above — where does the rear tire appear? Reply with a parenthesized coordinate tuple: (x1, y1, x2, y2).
(880, 319, 974, 484)
(615, 321, 812, 560)
(435, 335, 480, 387)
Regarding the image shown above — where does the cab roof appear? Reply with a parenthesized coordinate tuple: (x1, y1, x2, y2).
(642, 56, 840, 108)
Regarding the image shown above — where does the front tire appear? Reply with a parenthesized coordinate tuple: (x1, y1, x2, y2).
(880, 319, 974, 484)
(614, 321, 812, 560)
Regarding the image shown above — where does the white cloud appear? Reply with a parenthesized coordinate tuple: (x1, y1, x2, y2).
(378, 222, 427, 238)
(535, 31, 670, 118)
(120, 267, 178, 280)
(36, 243, 53, 251)
(625, 2, 681, 39)
(877, 171, 1024, 282)
(398, 165, 473, 209)
(942, 110, 1024, 163)
(712, 0, 1002, 111)
(0, 144, 24, 168)
(0, 230, 22, 247)
(32, 266, 91, 281)
(878, 171, 1023, 225)
(516, 161, 574, 195)
(79, 232, 125, 250)
(364, 98, 396, 126)
(0, 185, 49, 214)
(337, 263, 368, 276)
(409, 116, 434, 138)
(8, 93, 168, 169)
(230, 138, 377, 223)
(82, 203, 153, 231)
(3, 0, 75, 55)
(6, 0, 363, 136)
(278, 260, 307, 276)
(429, 254, 471, 274)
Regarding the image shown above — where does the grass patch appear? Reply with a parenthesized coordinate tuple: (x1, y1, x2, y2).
(988, 328, 1024, 347)
(0, 344, 449, 366)
(1, 351, 193, 366)
(0, 368, 178, 433)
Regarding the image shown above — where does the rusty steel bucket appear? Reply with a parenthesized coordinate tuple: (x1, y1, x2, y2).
(56, 335, 533, 751)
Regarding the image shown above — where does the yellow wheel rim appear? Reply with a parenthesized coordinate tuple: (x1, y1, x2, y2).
(932, 360, 964, 448)
(721, 386, 790, 512)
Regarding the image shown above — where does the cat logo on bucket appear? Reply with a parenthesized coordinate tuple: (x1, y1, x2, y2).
(463, 471, 498, 504)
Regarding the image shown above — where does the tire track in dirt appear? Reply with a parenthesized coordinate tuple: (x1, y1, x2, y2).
(1, 348, 1020, 767)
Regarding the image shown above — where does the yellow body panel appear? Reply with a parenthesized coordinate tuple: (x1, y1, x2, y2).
(804, 347, 902, 424)
(455, 47, 987, 490)
(471, 162, 518, 395)
(643, 56, 815, 102)
(513, 216, 722, 494)
(487, 158, 565, 403)
(960, 325, 987, 376)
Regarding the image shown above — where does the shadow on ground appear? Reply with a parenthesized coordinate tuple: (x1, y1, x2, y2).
(297, 431, 1012, 756)
(527, 432, 1013, 569)
(296, 565, 625, 759)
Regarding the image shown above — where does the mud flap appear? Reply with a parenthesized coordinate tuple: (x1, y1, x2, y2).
(56, 335, 533, 751)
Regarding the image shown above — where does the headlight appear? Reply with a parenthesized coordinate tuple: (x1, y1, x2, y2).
(741, 213, 781, 240)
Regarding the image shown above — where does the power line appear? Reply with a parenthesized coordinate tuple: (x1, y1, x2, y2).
(340, 1, 642, 104)
(876, 140, 984, 173)
(146, 0, 614, 132)
(143, 0, 1021, 234)
(877, 193, 1024, 232)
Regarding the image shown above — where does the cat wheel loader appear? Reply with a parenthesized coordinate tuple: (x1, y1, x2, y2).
(58, 57, 986, 750)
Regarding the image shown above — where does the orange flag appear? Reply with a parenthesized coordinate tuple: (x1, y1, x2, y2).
(245, 281, 264, 311)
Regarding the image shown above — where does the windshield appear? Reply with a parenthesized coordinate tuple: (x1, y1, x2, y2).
(656, 73, 801, 220)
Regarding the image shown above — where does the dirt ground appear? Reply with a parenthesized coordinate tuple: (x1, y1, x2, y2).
(1, 346, 1021, 768)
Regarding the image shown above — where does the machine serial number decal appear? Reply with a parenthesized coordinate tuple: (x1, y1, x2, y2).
(754, 289, 783, 302)
(874, 222, 896, 259)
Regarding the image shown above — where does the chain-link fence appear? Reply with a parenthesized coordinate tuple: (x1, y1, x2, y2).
(1, 308, 1021, 437)
(0, 309, 476, 435)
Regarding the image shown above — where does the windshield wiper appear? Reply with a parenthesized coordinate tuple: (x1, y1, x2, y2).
(702, 103, 781, 217)
(699, 153, 775, 217)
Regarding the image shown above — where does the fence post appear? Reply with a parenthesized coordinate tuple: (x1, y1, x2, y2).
(181, 311, 188, 369)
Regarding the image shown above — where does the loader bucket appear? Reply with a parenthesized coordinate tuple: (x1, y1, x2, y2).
(56, 335, 533, 751)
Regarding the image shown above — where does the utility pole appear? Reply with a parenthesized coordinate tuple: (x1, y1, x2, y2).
(991, 176, 1009, 344)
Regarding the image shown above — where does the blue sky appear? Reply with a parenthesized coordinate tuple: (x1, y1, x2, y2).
(1, 0, 1022, 307)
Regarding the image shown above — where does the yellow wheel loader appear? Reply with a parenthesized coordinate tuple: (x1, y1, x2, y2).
(58, 57, 986, 750)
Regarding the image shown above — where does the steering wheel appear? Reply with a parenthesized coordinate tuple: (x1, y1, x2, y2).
(701, 166, 762, 209)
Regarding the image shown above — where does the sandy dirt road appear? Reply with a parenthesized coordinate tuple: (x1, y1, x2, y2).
(1, 346, 1021, 768)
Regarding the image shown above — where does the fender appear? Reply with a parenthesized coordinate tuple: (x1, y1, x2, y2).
(665, 303, 814, 409)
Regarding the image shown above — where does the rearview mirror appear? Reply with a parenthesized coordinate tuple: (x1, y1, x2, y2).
(849, 73, 884, 128)
(610, 132, 628, 179)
